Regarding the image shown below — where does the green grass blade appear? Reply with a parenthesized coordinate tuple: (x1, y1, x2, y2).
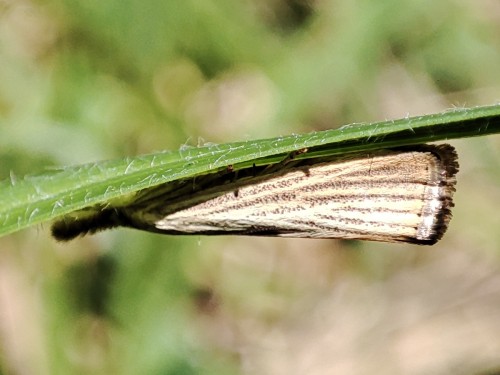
(1, 104, 500, 237)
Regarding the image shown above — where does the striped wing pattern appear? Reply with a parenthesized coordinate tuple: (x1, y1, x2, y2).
(151, 145, 457, 244)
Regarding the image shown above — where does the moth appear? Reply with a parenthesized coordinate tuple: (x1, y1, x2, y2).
(52, 144, 458, 245)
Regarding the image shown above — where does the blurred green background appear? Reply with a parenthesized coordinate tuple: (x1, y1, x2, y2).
(1, 0, 500, 374)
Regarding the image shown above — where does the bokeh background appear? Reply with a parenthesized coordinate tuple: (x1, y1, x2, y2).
(1, 0, 500, 374)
